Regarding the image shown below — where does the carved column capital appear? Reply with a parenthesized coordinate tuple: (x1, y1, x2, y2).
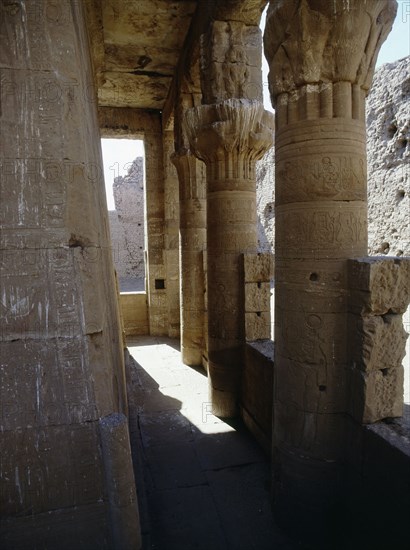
(184, 99, 274, 180)
(171, 147, 195, 178)
(264, 0, 397, 120)
(265, 0, 397, 97)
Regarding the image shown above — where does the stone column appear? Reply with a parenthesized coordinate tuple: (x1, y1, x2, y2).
(264, 0, 397, 537)
(185, 21, 274, 417)
(0, 1, 140, 546)
(163, 129, 181, 338)
(172, 149, 207, 366)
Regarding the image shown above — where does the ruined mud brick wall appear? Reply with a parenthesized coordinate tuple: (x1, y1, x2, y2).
(108, 157, 145, 290)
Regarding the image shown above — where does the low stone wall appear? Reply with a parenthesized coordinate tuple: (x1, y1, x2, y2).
(241, 340, 274, 455)
(119, 293, 149, 337)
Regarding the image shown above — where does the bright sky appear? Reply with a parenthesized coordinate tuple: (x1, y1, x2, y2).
(102, 1, 409, 209)
(101, 139, 145, 209)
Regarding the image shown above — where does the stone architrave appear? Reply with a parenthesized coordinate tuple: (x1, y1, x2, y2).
(264, 0, 397, 536)
(0, 1, 140, 546)
(172, 149, 207, 366)
(185, 21, 274, 417)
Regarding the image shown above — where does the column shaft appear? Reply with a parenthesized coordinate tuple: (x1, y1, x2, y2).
(185, 20, 274, 416)
(0, 1, 140, 545)
(172, 151, 206, 366)
(264, 0, 397, 540)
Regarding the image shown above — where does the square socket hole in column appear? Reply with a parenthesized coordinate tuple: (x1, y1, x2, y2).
(155, 278, 166, 290)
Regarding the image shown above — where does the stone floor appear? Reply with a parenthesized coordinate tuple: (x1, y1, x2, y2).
(126, 336, 299, 550)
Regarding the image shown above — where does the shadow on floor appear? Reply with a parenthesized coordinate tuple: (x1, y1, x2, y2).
(125, 336, 299, 550)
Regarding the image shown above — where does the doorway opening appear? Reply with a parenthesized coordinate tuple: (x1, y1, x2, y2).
(101, 138, 146, 292)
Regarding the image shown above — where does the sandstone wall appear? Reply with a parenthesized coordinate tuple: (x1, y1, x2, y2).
(108, 157, 145, 291)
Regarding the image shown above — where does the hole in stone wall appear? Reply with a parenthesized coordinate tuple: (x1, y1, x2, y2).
(396, 189, 405, 202)
(381, 368, 389, 377)
(387, 121, 397, 139)
(155, 279, 166, 290)
(256, 312, 261, 317)
(257, 281, 262, 289)
(377, 241, 390, 254)
(319, 385, 326, 392)
(101, 138, 146, 292)
(309, 273, 319, 282)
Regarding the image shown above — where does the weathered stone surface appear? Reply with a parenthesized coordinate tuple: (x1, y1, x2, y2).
(349, 314, 408, 372)
(244, 282, 271, 312)
(85, 0, 197, 109)
(242, 339, 274, 454)
(348, 257, 410, 315)
(367, 57, 410, 257)
(201, 21, 263, 104)
(264, 0, 396, 540)
(99, 413, 141, 549)
(265, 0, 397, 102)
(256, 147, 275, 253)
(172, 150, 206, 366)
(243, 252, 274, 282)
(163, 130, 181, 339)
(0, 3, 140, 545)
(350, 367, 404, 424)
(185, 18, 274, 416)
(100, 107, 170, 337)
(275, 354, 347, 414)
(119, 293, 149, 336)
(245, 311, 271, 341)
(186, 84, 274, 415)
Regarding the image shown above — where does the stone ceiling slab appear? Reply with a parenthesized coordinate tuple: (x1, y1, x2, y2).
(98, 72, 172, 109)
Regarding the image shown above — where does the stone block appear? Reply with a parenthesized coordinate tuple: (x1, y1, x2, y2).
(348, 257, 410, 315)
(244, 282, 271, 312)
(349, 367, 404, 423)
(348, 313, 408, 371)
(242, 341, 274, 453)
(0, 422, 104, 516)
(243, 253, 274, 283)
(245, 312, 271, 341)
(119, 292, 149, 336)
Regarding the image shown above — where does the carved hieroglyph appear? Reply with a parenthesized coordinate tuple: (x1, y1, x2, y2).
(185, 21, 274, 417)
(0, 1, 140, 546)
(264, 0, 397, 533)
